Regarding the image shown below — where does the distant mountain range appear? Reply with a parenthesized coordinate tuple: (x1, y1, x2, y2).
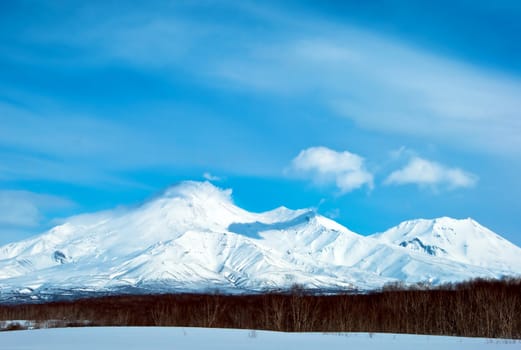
(0, 181, 519, 302)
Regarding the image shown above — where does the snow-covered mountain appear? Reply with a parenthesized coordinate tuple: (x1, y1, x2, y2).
(0, 181, 519, 301)
(371, 217, 521, 273)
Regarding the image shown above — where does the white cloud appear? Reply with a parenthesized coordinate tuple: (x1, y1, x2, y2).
(289, 146, 373, 193)
(203, 172, 221, 181)
(0, 191, 74, 228)
(385, 157, 478, 189)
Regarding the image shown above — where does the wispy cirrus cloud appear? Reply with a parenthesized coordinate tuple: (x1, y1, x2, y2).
(289, 146, 373, 194)
(0, 190, 74, 228)
(0, 190, 75, 243)
(4, 1, 521, 165)
(203, 172, 221, 182)
(385, 157, 478, 189)
(211, 26, 521, 156)
(0, 98, 283, 185)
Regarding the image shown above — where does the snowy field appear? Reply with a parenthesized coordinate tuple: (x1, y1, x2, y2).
(0, 327, 519, 350)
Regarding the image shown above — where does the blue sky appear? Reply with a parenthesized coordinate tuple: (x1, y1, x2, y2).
(1, 1, 521, 245)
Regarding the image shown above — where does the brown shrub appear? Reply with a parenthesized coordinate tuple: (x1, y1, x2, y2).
(0, 278, 519, 338)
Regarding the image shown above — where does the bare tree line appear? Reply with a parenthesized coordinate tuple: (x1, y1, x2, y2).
(0, 278, 519, 338)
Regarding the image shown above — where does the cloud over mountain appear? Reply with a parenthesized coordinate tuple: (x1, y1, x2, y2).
(385, 157, 478, 189)
(289, 147, 373, 193)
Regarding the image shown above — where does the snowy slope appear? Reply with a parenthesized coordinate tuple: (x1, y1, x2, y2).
(1, 327, 518, 350)
(372, 217, 521, 273)
(0, 181, 519, 300)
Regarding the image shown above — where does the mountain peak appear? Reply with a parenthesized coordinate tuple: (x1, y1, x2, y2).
(373, 216, 521, 271)
(397, 216, 475, 226)
(433, 216, 478, 226)
(388, 217, 485, 238)
(161, 181, 233, 203)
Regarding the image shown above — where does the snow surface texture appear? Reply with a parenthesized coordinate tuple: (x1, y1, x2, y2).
(0, 327, 519, 350)
(0, 181, 520, 301)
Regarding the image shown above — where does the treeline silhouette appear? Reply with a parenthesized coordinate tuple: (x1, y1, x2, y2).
(1, 278, 519, 338)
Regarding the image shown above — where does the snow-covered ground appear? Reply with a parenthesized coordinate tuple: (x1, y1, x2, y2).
(0, 327, 519, 350)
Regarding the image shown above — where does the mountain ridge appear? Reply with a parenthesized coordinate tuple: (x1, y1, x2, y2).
(0, 181, 519, 301)
(372, 216, 521, 272)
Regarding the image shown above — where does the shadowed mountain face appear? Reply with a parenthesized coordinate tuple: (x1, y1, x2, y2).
(399, 238, 448, 256)
(228, 212, 316, 239)
(0, 181, 520, 301)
